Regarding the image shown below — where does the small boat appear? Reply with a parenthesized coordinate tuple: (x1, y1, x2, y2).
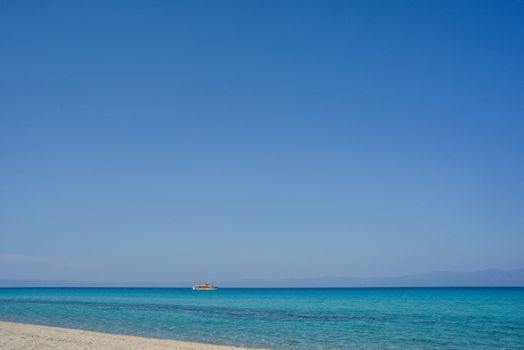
(192, 282, 218, 290)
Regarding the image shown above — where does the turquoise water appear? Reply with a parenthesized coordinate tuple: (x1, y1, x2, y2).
(0, 288, 523, 349)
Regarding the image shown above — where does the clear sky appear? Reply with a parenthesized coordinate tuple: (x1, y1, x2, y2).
(1, 0, 523, 282)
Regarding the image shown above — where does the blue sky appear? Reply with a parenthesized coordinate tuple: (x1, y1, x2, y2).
(1, 0, 523, 282)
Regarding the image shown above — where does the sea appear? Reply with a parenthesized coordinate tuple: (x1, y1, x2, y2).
(0, 287, 523, 349)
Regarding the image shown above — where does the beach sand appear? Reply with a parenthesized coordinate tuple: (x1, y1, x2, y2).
(0, 321, 262, 350)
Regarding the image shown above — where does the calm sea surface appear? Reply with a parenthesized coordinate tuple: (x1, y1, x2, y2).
(0, 288, 523, 349)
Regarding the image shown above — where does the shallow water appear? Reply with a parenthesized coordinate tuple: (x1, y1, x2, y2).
(0, 288, 523, 349)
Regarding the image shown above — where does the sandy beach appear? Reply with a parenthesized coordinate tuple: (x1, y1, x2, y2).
(0, 321, 262, 350)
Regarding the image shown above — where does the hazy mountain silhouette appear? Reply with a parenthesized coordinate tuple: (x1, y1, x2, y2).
(1, 268, 523, 288)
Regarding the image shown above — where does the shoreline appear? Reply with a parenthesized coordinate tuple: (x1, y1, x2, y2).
(0, 320, 264, 350)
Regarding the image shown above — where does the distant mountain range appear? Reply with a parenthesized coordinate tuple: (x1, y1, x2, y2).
(220, 268, 524, 288)
(1, 268, 523, 288)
